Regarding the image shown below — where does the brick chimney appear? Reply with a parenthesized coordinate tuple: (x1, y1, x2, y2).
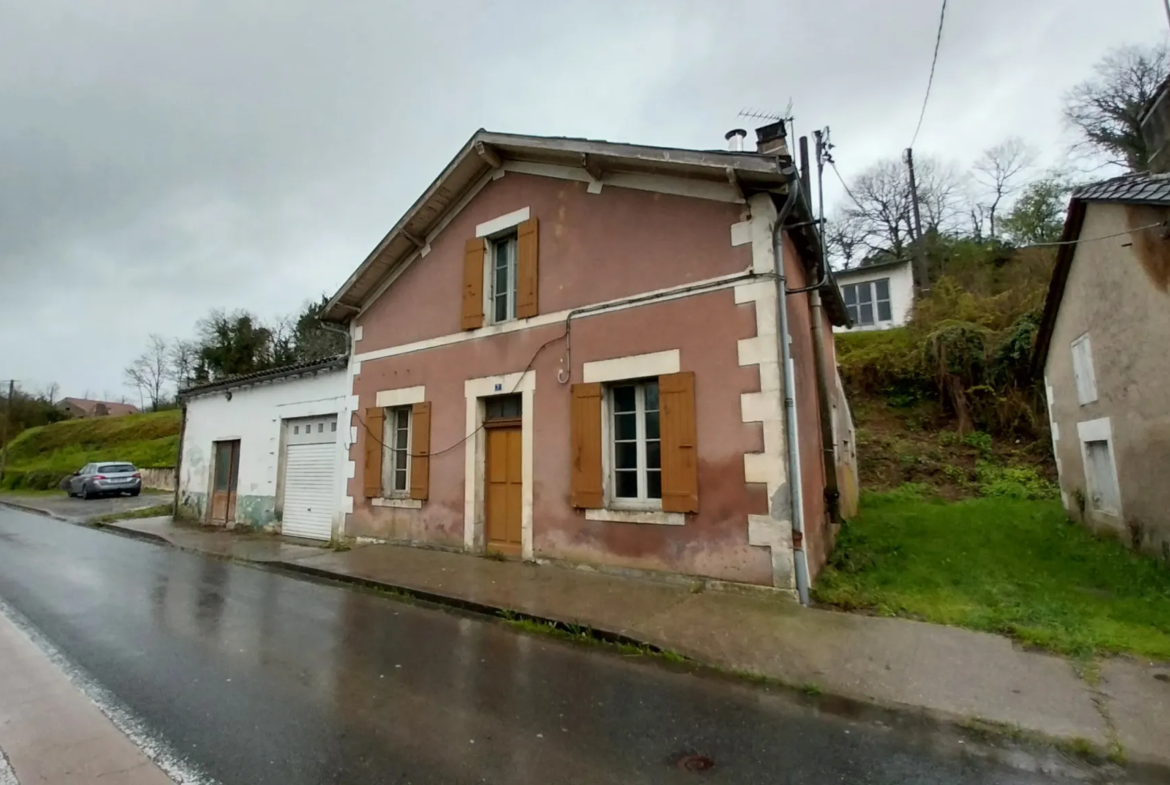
(754, 120, 791, 160)
(1142, 75, 1170, 173)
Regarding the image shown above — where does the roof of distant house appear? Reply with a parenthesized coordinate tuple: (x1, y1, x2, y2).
(832, 258, 912, 278)
(178, 354, 349, 399)
(1032, 172, 1170, 373)
(58, 398, 141, 416)
(322, 128, 849, 326)
(1072, 171, 1170, 206)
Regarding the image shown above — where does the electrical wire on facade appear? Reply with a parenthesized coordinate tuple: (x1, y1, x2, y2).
(909, 0, 948, 148)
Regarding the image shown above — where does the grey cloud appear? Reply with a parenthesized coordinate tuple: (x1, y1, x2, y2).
(0, 0, 1164, 395)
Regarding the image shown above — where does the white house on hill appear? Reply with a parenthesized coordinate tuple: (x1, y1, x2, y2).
(832, 259, 915, 332)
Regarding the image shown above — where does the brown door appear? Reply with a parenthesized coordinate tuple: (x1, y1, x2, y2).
(210, 440, 240, 526)
(485, 425, 523, 555)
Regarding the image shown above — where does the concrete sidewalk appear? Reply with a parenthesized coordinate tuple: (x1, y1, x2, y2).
(68, 513, 1170, 772)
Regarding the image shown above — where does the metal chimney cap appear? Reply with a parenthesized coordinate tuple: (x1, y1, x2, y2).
(725, 128, 748, 140)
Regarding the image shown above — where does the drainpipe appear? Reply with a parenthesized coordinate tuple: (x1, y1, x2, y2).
(772, 171, 810, 606)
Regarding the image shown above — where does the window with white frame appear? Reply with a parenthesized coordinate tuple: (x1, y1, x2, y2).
(842, 279, 892, 326)
(383, 406, 412, 496)
(609, 380, 662, 506)
(488, 231, 519, 324)
(1071, 333, 1098, 405)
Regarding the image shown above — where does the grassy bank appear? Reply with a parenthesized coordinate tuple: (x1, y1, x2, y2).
(0, 410, 180, 491)
(815, 490, 1170, 660)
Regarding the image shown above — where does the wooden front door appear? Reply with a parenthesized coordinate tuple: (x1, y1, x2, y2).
(485, 425, 523, 555)
(210, 440, 240, 526)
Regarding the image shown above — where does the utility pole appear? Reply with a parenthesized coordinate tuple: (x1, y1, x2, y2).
(0, 380, 13, 482)
(904, 147, 930, 293)
(1164, 0, 1170, 31)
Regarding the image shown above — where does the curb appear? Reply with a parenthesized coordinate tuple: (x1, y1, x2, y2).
(90, 522, 174, 547)
(0, 500, 73, 523)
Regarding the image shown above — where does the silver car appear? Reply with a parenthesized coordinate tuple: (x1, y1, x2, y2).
(67, 462, 143, 500)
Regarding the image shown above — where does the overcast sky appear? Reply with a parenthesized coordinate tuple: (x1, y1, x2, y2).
(1, 0, 1166, 400)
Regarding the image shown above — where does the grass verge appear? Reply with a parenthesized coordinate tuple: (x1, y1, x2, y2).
(89, 504, 174, 526)
(814, 490, 1170, 660)
(0, 411, 180, 491)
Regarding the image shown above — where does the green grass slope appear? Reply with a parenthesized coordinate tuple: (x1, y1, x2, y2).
(0, 410, 180, 491)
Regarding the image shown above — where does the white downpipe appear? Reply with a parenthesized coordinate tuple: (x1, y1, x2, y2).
(773, 175, 811, 606)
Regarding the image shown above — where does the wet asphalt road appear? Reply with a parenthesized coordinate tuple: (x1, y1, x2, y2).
(0, 508, 1113, 785)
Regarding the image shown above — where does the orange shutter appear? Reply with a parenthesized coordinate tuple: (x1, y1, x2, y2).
(410, 401, 431, 501)
(660, 372, 698, 513)
(570, 383, 604, 508)
(363, 407, 385, 498)
(516, 217, 539, 319)
(462, 238, 485, 330)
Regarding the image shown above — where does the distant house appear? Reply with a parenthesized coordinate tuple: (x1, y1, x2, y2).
(57, 398, 140, 418)
(1034, 174, 1170, 560)
(832, 259, 915, 332)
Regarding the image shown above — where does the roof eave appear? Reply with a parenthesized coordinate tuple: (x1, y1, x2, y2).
(178, 356, 349, 400)
(1031, 197, 1086, 376)
(322, 129, 797, 322)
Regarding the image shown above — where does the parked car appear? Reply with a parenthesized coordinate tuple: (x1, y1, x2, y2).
(66, 462, 143, 500)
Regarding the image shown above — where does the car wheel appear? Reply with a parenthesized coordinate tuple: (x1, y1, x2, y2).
(82, 484, 93, 501)
(130, 490, 141, 497)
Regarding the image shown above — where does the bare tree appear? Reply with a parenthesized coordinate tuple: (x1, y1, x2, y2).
(169, 340, 197, 391)
(825, 213, 868, 269)
(972, 138, 1036, 238)
(842, 158, 915, 260)
(39, 382, 60, 405)
(838, 155, 965, 262)
(1064, 42, 1170, 171)
(913, 157, 966, 236)
(124, 334, 172, 411)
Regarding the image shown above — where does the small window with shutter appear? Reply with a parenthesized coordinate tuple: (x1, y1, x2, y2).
(382, 406, 413, 497)
(463, 216, 538, 330)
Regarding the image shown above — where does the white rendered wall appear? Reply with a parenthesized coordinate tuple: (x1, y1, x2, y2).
(832, 263, 915, 333)
(179, 370, 349, 533)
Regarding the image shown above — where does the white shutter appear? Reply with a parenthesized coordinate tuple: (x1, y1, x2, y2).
(282, 415, 339, 541)
(1071, 334, 1097, 405)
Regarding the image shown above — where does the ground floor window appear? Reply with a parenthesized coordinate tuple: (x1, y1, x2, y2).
(383, 406, 412, 495)
(609, 380, 661, 506)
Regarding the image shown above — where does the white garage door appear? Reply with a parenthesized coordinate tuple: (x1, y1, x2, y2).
(282, 415, 338, 541)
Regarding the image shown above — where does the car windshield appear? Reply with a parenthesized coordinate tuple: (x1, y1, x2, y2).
(98, 464, 136, 474)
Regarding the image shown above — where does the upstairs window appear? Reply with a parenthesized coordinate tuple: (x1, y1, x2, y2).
(843, 279, 892, 326)
(489, 232, 519, 324)
(1071, 333, 1098, 405)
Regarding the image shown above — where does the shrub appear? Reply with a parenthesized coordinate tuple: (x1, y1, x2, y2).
(975, 462, 1059, 500)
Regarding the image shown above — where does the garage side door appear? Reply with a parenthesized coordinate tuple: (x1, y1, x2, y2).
(282, 415, 338, 541)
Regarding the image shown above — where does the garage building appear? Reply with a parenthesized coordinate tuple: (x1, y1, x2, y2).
(176, 355, 352, 541)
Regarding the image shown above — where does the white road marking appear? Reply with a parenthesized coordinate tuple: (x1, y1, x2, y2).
(0, 596, 219, 785)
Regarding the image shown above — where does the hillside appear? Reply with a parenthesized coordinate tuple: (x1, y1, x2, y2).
(836, 242, 1059, 501)
(0, 410, 181, 491)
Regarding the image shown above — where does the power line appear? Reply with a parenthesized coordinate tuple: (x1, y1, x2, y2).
(1017, 221, 1167, 249)
(909, 0, 948, 148)
(828, 159, 867, 213)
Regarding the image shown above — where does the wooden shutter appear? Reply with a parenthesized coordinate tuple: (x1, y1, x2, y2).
(363, 407, 385, 498)
(462, 238, 485, 331)
(516, 217, 539, 319)
(409, 401, 431, 501)
(660, 372, 698, 513)
(570, 383, 604, 508)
